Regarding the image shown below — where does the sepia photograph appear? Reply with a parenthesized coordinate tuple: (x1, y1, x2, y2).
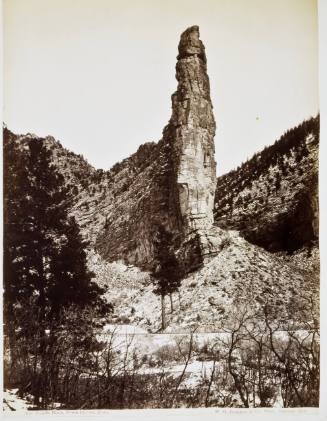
(2, 0, 322, 415)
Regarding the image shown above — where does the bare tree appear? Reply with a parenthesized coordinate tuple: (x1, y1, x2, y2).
(264, 304, 319, 407)
(168, 331, 195, 407)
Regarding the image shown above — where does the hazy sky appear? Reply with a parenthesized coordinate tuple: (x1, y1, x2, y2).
(4, 0, 318, 175)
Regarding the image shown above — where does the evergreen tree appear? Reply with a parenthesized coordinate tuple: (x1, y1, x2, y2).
(3, 131, 106, 333)
(151, 226, 182, 330)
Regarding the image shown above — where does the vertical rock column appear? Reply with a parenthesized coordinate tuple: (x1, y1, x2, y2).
(169, 26, 217, 235)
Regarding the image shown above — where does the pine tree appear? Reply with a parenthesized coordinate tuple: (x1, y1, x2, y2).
(3, 132, 107, 333)
(151, 226, 182, 330)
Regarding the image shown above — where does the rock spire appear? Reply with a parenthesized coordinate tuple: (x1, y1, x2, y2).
(168, 25, 217, 234)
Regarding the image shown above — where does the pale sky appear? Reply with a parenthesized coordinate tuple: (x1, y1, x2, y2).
(3, 0, 318, 175)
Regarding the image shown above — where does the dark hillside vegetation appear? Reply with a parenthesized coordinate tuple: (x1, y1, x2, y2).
(214, 116, 319, 253)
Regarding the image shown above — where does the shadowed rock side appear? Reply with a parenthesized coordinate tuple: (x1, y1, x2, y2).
(95, 139, 180, 270)
(96, 25, 219, 272)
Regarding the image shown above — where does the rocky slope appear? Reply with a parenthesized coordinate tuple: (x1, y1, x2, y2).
(88, 228, 319, 333)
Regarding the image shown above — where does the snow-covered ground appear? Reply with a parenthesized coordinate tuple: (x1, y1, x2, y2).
(3, 389, 32, 411)
(97, 324, 230, 354)
(3, 389, 63, 412)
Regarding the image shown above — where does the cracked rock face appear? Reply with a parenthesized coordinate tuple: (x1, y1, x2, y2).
(167, 25, 217, 234)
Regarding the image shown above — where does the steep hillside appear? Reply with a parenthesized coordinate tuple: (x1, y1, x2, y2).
(3, 129, 162, 253)
(214, 116, 319, 253)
